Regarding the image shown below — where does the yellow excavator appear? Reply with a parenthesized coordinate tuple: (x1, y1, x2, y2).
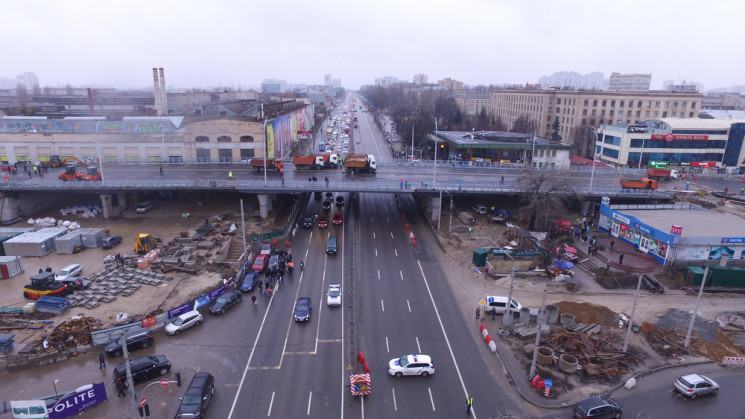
(134, 234, 160, 253)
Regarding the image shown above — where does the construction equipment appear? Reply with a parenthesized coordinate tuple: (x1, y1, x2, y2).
(58, 164, 82, 181)
(620, 178, 658, 190)
(134, 233, 159, 253)
(345, 154, 377, 173)
(249, 158, 283, 173)
(293, 154, 338, 170)
(645, 168, 679, 181)
(78, 166, 102, 181)
(22, 272, 72, 300)
(63, 156, 83, 166)
(42, 155, 64, 168)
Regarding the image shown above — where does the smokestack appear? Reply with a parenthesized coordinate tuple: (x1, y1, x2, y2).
(152, 68, 162, 116)
(158, 68, 167, 115)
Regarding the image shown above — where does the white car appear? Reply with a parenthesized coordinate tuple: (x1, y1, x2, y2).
(388, 354, 435, 377)
(471, 204, 488, 215)
(55, 264, 83, 281)
(327, 284, 341, 306)
(164, 310, 203, 335)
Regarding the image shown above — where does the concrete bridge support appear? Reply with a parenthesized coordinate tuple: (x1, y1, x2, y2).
(257, 194, 274, 219)
(429, 196, 441, 223)
(99, 192, 127, 219)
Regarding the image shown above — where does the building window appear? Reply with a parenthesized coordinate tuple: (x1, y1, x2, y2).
(593, 100, 598, 106)
(673, 101, 678, 110)
(581, 118, 586, 125)
(647, 101, 651, 108)
(217, 136, 232, 142)
(638, 101, 643, 107)
(629, 100, 634, 107)
(636, 110, 641, 117)
(549, 98, 554, 104)
(601, 110, 606, 116)
(590, 118, 596, 125)
(654, 111, 659, 117)
(583, 109, 587, 116)
(556, 107, 560, 113)
(627, 110, 632, 118)
(591, 110, 597, 116)
(655, 101, 660, 108)
(664, 101, 669, 109)
(611, 100, 616, 107)
(195, 136, 209, 142)
(682, 102, 687, 109)
(584, 99, 589, 106)
(645, 111, 650, 118)
(690, 112, 694, 117)
(663, 112, 667, 118)
(557, 98, 561, 104)
(692, 102, 696, 109)
(240, 135, 254, 142)
(602, 100, 607, 106)
(609, 110, 614, 117)
(552, 150, 556, 157)
(548, 107, 552, 113)
(619, 101, 624, 107)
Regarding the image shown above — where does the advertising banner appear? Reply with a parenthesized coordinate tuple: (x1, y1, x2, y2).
(46, 382, 107, 419)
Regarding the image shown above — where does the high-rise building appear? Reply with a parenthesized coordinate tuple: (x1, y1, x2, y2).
(262, 79, 286, 94)
(538, 71, 605, 90)
(152, 68, 168, 116)
(324, 74, 332, 86)
(438, 78, 464, 91)
(15, 72, 39, 90)
(375, 77, 400, 87)
(608, 73, 652, 91)
(413, 74, 428, 85)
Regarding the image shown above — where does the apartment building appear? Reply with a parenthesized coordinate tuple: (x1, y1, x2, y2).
(451, 92, 491, 116)
(607, 73, 652, 91)
(489, 89, 703, 156)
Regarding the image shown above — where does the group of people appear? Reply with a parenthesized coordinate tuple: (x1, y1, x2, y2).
(114, 253, 126, 267)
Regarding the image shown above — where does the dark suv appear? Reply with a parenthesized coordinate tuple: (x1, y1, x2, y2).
(302, 216, 313, 228)
(113, 355, 171, 385)
(573, 395, 622, 419)
(175, 372, 215, 418)
(104, 328, 154, 357)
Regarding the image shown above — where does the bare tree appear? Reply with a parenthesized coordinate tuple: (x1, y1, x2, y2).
(516, 167, 577, 230)
(511, 114, 537, 134)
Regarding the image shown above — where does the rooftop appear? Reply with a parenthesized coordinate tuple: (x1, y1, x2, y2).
(620, 208, 745, 239)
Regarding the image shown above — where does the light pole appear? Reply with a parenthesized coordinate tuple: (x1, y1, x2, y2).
(95, 121, 105, 184)
(531, 131, 536, 169)
(53, 379, 59, 400)
(637, 137, 646, 170)
(433, 117, 438, 186)
(588, 126, 599, 192)
(472, 236, 517, 330)
(263, 116, 269, 186)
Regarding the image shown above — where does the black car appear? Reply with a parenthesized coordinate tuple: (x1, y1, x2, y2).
(175, 372, 215, 419)
(573, 395, 622, 419)
(209, 290, 241, 315)
(113, 355, 171, 385)
(314, 191, 322, 200)
(101, 235, 123, 249)
(302, 216, 313, 228)
(335, 196, 344, 207)
(294, 297, 312, 322)
(104, 328, 154, 357)
(325, 192, 333, 199)
(322, 200, 332, 211)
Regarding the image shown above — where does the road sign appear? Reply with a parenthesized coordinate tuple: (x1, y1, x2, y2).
(544, 379, 552, 388)
(139, 397, 147, 407)
(160, 378, 170, 387)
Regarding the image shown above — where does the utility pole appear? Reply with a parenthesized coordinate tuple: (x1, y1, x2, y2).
(685, 267, 709, 349)
(528, 289, 548, 378)
(624, 274, 643, 352)
(121, 335, 139, 419)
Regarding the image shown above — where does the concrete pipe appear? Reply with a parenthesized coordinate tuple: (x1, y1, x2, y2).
(545, 305, 559, 324)
(537, 347, 554, 365)
(519, 307, 531, 324)
(558, 354, 578, 373)
(560, 312, 575, 325)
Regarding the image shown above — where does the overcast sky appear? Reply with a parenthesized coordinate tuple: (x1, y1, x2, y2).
(4, 0, 744, 92)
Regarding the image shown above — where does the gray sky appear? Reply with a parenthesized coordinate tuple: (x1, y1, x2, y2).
(4, 0, 744, 91)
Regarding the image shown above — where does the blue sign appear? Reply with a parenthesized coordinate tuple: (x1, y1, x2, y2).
(544, 379, 553, 388)
(722, 237, 745, 244)
(48, 382, 107, 419)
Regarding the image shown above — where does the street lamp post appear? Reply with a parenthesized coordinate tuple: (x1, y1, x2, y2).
(433, 117, 438, 186)
(637, 137, 646, 170)
(263, 116, 269, 186)
(53, 379, 59, 400)
(472, 236, 517, 330)
(95, 121, 105, 185)
(588, 126, 600, 192)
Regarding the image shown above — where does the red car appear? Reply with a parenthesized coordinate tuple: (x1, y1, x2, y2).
(332, 213, 343, 225)
(252, 254, 269, 272)
(318, 216, 329, 228)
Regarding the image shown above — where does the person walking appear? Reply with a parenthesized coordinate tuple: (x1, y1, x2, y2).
(484, 267, 489, 278)
(500, 175, 504, 185)
(610, 240, 615, 252)
(159, 166, 164, 176)
(228, 171, 233, 180)
(475, 307, 481, 320)
(116, 380, 126, 397)
(98, 352, 106, 369)
(325, 176, 329, 186)
(468, 226, 472, 235)
(466, 396, 474, 415)
(619, 254, 624, 265)
(606, 259, 611, 271)
(251, 294, 257, 307)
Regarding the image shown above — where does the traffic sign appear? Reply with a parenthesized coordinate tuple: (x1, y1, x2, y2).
(160, 378, 169, 387)
(139, 397, 147, 407)
(544, 379, 553, 388)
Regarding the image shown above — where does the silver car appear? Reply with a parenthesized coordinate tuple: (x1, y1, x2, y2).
(674, 374, 719, 399)
(165, 310, 203, 335)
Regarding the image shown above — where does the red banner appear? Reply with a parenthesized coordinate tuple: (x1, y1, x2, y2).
(671, 225, 683, 235)
(691, 161, 717, 167)
(141, 316, 157, 328)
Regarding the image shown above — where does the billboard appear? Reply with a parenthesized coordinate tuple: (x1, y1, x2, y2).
(265, 107, 313, 158)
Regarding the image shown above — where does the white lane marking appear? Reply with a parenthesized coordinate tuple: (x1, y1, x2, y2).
(380, 299, 385, 312)
(377, 270, 381, 280)
(407, 300, 411, 313)
(416, 336, 421, 353)
(392, 387, 398, 411)
(267, 391, 275, 416)
(400, 271, 404, 281)
(307, 391, 312, 415)
(375, 249, 378, 257)
(390, 232, 394, 239)
(394, 249, 398, 257)
(385, 336, 389, 353)
(417, 260, 474, 417)
(373, 232, 376, 239)
(428, 387, 435, 411)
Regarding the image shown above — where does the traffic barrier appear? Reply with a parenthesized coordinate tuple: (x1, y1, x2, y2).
(358, 352, 365, 364)
(722, 356, 745, 367)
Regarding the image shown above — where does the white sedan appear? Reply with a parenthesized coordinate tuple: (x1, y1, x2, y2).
(327, 284, 341, 306)
(55, 264, 83, 281)
(388, 354, 434, 377)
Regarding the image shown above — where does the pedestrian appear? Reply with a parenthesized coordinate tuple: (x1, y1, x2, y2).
(228, 171, 233, 180)
(400, 178, 404, 189)
(500, 175, 504, 184)
(478, 222, 482, 231)
(281, 176, 285, 186)
(99, 352, 106, 369)
(466, 395, 474, 415)
(741, 187, 744, 195)
(606, 259, 611, 271)
(468, 226, 472, 235)
(325, 176, 329, 186)
(116, 380, 126, 397)
(309, 176, 312, 182)
(484, 267, 489, 278)
(4, 174, 7, 182)
(619, 254, 624, 265)
(46, 266, 52, 272)
(28, 171, 31, 179)
(610, 240, 615, 252)
(39, 268, 43, 274)
(475, 307, 480, 320)
(725, 186, 728, 194)
(159, 166, 164, 176)
(685, 182, 690, 191)
(262, 287, 268, 300)
(491, 307, 496, 320)
(205, 218, 209, 225)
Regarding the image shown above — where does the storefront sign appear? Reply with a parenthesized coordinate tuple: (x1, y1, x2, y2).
(648, 161, 669, 168)
(671, 225, 683, 235)
(651, 134, 709, 141)
(722, 237, 745, 244)
(47, 382, 108, 419)
(613, 213, 631, 225)
(627, 125, 648, 133)
(635, 223, 652, 235)
(691, 161, 717, 167)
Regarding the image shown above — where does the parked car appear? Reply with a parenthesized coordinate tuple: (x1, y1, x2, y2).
(318, 216, 329, 228)
(135, 201, 154, 214)
(209, 290, 241, 315)
(327, 284, 341, 306)
(105, 328, 155, 357)
(259, 242, 273, 255)
(294, 297, 312, 322)
(101, 235, 123, 249)
(332, 213, 343, 225)
(165, 310, 203, 335)
(113, 355, 171, 385)
(252, 254, 269, 272)
(471, 204, 488, 215)
(175, 372, 215, 419)
(482, 295, 521, 315)
(55, 264, 83, 281)
(674, 374, 719, 399)
(387, 354, 434, 377)
(268, 253, 283, 271)
(573, 395, 622, 418)
(240, 271, 259, 293)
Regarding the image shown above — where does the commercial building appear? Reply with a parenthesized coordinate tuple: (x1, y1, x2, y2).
(607, 73, 651, 92)
(433, 130, 571, 168)
(596, 118, 745, 172)
(489, 89, 703, 157)
(599, 204, 745, 266)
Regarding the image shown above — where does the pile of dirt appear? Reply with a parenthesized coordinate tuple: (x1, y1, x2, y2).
(694, 329, 745, 362)
(555, 301, 616, 326)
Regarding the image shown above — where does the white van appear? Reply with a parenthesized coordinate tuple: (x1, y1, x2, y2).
(482, 295, 521, 315)
(135, 201, 154, 214)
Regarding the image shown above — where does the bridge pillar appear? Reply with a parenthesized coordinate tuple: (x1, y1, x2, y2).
(99, 192, 127, 219)
(429, 196, 441, 222)
(257, 194, 271, 219)
(99, 194, 113, 219)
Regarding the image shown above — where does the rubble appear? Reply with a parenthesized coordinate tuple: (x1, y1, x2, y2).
(546, 330, 643, 378)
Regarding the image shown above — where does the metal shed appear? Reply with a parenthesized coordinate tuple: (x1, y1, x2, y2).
(78, 228, 105, 248)
(55, 231, 83, 255)
(3, 228, 68, 257)
(0, 256, 24, 278)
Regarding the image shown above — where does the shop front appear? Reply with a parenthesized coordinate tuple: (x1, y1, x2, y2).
(598, 206, 674, 265)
